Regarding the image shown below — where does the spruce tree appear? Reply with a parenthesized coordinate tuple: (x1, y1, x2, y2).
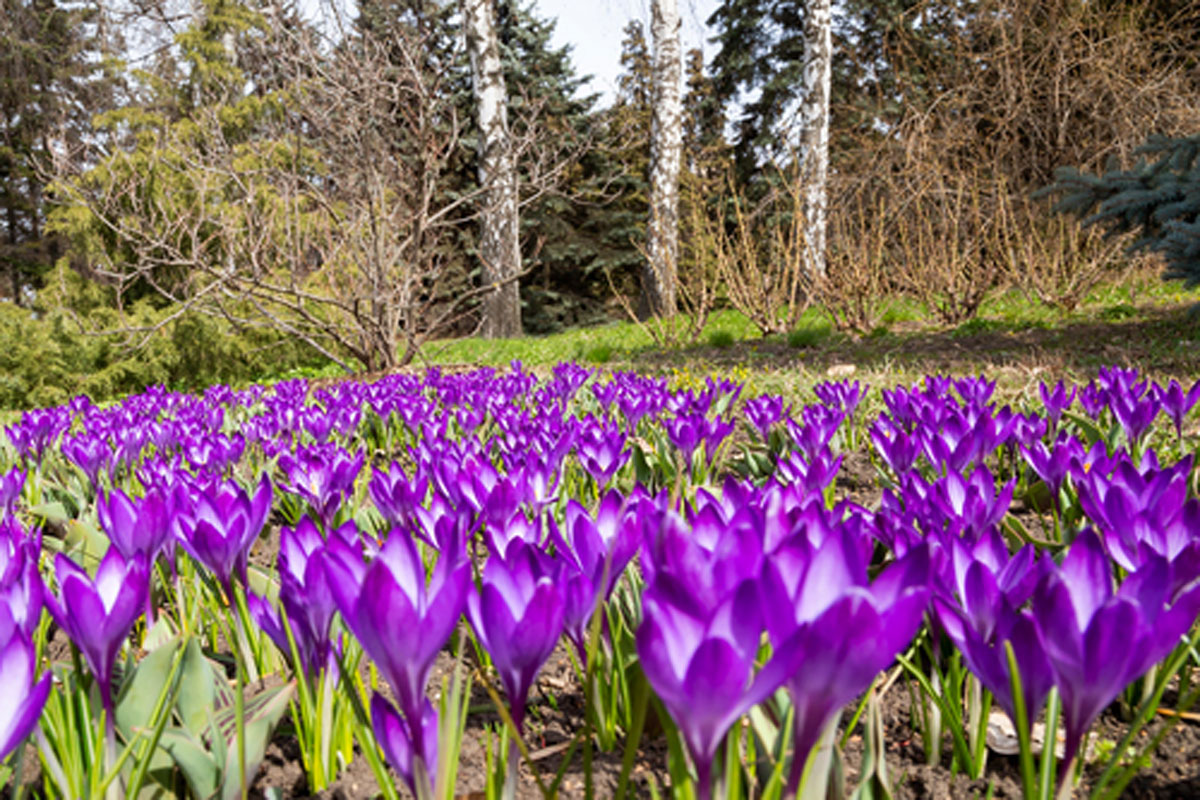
(569, 21, 652, 308)
(1045, 134, 1200, 289)
(493, 0, 602, 332)
(707, 0, 805, 181)
(1, 0, 118, 304)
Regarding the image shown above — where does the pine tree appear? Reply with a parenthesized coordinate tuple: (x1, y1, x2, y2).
(493, 0, 603, 332)
(0, 0, 118, 305)
(1045, 134, 1200, 290)
(571, 21, 651, 307)
(681, 48, 729, 187)
(707, 0, 805, 181)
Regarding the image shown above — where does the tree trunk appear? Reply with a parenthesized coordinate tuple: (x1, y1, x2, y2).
(798, 0, 832, 279)
(463, 0, 523, 338)
(644, 0, 682, 318)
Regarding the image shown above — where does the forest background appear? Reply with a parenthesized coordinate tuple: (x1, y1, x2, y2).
(1, 0, 1198, 409)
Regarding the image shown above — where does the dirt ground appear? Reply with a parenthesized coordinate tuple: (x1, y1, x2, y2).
(249, 660, 1200, 799)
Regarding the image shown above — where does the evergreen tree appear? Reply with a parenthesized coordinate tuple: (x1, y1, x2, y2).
(681, 47, 729, 187)
(707, 0, 805, 181)
(493, 0, 603, 332)
(567, 20, 651, 308)
(706, 0, 973, 178)
(1045, 134, 1200, 290)
(0, 0, 118, 304)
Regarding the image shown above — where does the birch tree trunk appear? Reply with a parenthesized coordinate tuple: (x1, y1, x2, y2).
(644, 0, 682, 318)
(798, 0, 832, 279)
(463, 0, 523, 338)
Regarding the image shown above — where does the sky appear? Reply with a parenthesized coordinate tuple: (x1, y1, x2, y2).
(533, 0, 721, 107)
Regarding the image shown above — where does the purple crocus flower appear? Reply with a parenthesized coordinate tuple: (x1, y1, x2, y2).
(1156, 378, 1200, 438)
(1076, 456, 1196, 571)
(249, 517, 342, 676)
(786, 405, 844, 462)
(369, 462, 429, 526)
(590, 379, 620, 414)
(576, 421, 630, 489)
(1107, 388, 1159, 447)
(551, 362, 592, 402)
(616, 390, 654, 433)
(1039, 380, 1076, 428)
(774, 448, 843, 496)
(1020, 434, 1082, 500)
(0, 605, 52, 761)
(47, 548, 148, 715)
(1032, 530, 1200, 773)
(1078, 381, 1107, 420)
(175, 475, 273, 597)
(6, 408, 68, 465)
(466, 539, 565, 733)
(638, 577, 793, 800)
(953, 374, 996, 408)
(744, 395, 790, 443)
(550, 490, 640, 663)
(761, 532, 930, 795)
(924, 466, 1014, 540)
(371, 694, 439, 797)
(664, 413, 704, 472)
(62, 434, 113, 489)
(701, 416, 735, 467)
(278, 444, 363, 529)
(409, 495, 471, 555)
(326, 527, 468, 770)
(933, 535, 1054, 728)
(97, 487, 176, 564)
(1011, 412, 1048, 449)
(0, 518, 41, 638)
(0, 468, 24, 519)
(871, 419, 919, 476)
(881, 385, 921, 432)
(1069, 440, 1119, 481)
(1098, 366, 1145, 398)
(814, 379, 866, 419)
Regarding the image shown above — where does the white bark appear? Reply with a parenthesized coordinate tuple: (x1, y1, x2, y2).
(645, 0, 682, 317)
(463, 0, 522, 337)
(798, 0, 832, 278)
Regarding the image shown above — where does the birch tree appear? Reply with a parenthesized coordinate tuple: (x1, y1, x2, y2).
(463, 0, 523, 338)
(644, 0, 682, 318)
(798, 0, 831, 278)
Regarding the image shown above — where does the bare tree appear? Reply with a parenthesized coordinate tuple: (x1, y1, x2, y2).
(644, 0, 682, 318)
(462, 0, 522, 338)
(50, 7, 538, 371)
(797, 0, 831, 279)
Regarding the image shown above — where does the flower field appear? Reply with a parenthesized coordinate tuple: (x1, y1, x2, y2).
(2, 363, 1200, 799)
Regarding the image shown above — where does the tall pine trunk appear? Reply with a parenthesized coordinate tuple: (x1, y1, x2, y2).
(798, 0, 831, 278)
(644, 0, 682, 318)
(463, 0, 523, 338)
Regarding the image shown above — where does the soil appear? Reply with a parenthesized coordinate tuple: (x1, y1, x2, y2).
(246, 658, 1200, 799)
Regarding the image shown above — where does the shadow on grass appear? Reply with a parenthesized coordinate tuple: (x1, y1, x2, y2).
(629, 303, 1200, 381)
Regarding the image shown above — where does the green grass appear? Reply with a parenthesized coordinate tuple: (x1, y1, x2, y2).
(176, 266, 1200, 415)
(422, 308, 764, 368)
(787, 320, 834, 349)
(707, 329, 736, 349)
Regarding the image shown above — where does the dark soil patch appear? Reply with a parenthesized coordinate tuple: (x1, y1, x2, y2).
(245, 660, 1200, 799)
